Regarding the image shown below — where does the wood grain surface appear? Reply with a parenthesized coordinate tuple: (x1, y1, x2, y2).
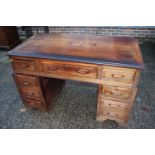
(8, 34, 144, 69)
(9, 34, 143, 124)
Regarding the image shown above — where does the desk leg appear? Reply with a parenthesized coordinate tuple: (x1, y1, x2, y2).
(13, 73, 65, 112)
(40, 77, 65, 111)
(96, 84, 137, 125)
(96, 84, 108, 122)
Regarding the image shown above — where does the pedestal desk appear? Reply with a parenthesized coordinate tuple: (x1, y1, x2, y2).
(8, 34, 144, 124)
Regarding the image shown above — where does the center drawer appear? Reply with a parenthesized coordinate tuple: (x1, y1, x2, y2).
(38, 60, 97, 79)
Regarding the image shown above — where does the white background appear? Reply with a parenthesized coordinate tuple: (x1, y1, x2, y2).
(0, 0, 154, 155)
(0, 0, 155, 26)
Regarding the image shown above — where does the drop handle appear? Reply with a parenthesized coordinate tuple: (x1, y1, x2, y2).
(76, 68, 89, 74)
(48, 66, 58, 70)
(22, 82, 30, 86)
(108, 104, 120, 108)
(112, 74, 124, 78)
(110, 91, 121, 96)
(107, 112, 118, 117)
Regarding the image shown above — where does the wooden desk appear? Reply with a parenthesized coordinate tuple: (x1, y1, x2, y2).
(8, 34, 144, 124)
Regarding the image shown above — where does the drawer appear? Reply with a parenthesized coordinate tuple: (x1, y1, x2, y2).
(22, 97, 43, 108)
(21, 88, 42, 100)
(38, 60, 97, 79)
(103, 85, 132, 102)
(101, 106, 127, 121)
(15, 74, 39, 88)
(103, 66, 136, 82)
(101, 98, 129, 111)
(12, 58, 36, 73)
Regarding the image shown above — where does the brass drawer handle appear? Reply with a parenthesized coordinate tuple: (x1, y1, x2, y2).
(108, 104, 120, 108)
(22, 82, 30, 86)
(47, 66, 58, 70)
(76, 68, 89, 74)
(110, 91, 121, 96)
(107, 112, 119, 117)
(112, 74, 124, 78)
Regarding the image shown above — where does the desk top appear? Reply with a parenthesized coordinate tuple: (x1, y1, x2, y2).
(8, 34, 144, 69)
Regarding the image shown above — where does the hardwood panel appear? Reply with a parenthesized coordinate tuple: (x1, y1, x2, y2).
(101, 107, 127, 122)
(8, 34, 144, 69)
(98, 93, 129, 123)
(97, 85, 138, 124)
(22, 97, 45, 110)
(101, 98, 129, 111)
(12, 58, 36, 73)
(97, 84, 104, 118)
(40, 78, 65, 106)
(103, 66, 136, 82)
(15, 74, 39, 88)
(102, 85, 132, 102)
(21, 88, 42, 100)
(9, 34, 143, 124)
(13, 73, 65, 112)
(38, 60, 97, 79)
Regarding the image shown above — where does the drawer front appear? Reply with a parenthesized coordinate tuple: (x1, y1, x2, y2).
(21, 88, 41, 100)
(15, 74, 39, 88)
(39, 60, 97, 79)
(101, 98, 129, 111)
(103, 85, 132, 102)
(23, 97, 43, 108)
(101, 107, 127, 121)
(103, 66, 136, 82)
(12, 58, 36, 73)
